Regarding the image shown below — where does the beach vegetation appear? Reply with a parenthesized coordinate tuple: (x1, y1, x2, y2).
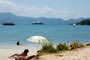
(38, 40, 86, 55)
(70, 41, 85, 49)
(56, 43, 69, 51)
(79, 43, 85, 47)
(70, 41, 80, 49)
(38, 44, 57, 54)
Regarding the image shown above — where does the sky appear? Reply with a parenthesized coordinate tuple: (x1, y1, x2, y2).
(0, 0, 90, 19)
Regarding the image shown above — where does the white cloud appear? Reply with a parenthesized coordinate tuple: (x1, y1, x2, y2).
(0, 0, 18, 12)
(0, 0, 79, 19)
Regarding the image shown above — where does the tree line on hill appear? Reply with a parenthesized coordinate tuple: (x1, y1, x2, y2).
(76, 18, 90, 25)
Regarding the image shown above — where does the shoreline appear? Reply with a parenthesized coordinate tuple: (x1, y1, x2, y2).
(37, 46, 90, 60)
(0, 46, 90, 60)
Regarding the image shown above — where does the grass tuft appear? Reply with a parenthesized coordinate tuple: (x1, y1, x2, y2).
(56, 43, 69, 51)
(38, 44, 57, 54)
(70, 41, 85, 49)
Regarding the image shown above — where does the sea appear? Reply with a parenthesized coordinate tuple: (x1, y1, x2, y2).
(0, 24, 90, 49)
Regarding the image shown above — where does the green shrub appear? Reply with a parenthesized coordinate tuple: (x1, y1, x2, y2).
(56, 43, 69, 51)
(39, 44, 57, 53)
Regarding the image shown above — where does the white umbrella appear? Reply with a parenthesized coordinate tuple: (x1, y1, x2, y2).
(27, 36, 50, 45)
(27, 36, 50, 50)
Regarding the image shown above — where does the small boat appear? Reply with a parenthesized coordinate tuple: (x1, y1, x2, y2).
(73, 23, 76, 27)
(73, 23, 76, 26)
(2, 23, 15, 26)
(32, 21, 44, 25)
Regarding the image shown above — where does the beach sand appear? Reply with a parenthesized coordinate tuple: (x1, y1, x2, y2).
(0, 46, 90, 60)
(37, 46, 90, 60)
(0, 48, 37, 60)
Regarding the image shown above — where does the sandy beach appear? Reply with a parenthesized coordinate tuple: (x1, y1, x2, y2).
(0, 46, 90, 60)
(0, 48, 37, 60)
(37, 46, 90, 60)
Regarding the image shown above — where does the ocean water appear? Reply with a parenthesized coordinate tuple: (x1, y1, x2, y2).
(0, 25, 90, 49)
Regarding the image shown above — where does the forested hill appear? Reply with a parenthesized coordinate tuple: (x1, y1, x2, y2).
(76, 18, 90, 25)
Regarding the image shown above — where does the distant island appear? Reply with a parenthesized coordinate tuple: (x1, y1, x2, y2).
(2, 23, 15, 26)
(70, 18, 90, 25)
(0, 13, 90, 25)
(76, 18, 90, 25)
(0, 13, 86, 25)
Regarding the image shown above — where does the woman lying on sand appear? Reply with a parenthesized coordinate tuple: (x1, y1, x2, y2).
(9, 49, 35, 60)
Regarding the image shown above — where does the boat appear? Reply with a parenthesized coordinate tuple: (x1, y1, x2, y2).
(2, 23, 15, 26)
(32, 21, 44, 25)
(73, 23, 76, 26)
(72, 23, 76, 27)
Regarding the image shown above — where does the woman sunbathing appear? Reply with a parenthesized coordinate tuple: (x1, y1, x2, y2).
(9, 49, 36, 60)
(9, 49, 29, 60)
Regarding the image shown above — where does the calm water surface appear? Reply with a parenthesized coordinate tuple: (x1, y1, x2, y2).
(0, 25, 90, 48)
